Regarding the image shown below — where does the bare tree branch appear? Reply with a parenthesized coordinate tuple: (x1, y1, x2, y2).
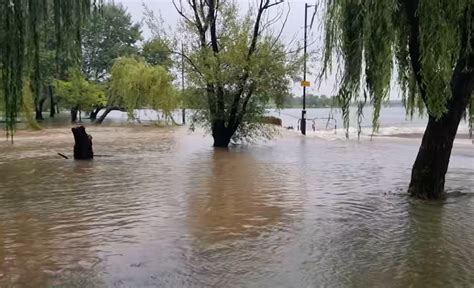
(172, 0, 195, 26)
(264, 1, 283, 10)
(170, 50, 205, 78)
(228, 0, 284, 129)
(271, 1, 290, 48)
(208, 0, 219, 53)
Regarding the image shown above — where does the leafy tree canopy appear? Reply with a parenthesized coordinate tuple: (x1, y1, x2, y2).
(109, 57, 178, 119)
(320, 0, 473, 133)
(320, 0, 473, 199)
(141, 38, 173, 69)
(82, 3, 142, 81)
(1, 0, 99, 138)
(55, 69, 106, 111)
(177, 0, 301, 144)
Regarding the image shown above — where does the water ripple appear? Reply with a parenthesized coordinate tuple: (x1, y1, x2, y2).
(0, 127, 472, 287)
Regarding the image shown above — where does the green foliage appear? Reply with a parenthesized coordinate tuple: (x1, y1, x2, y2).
(180, 1, 301, 142)
(55, 69, 106, 111)
(109, 57, 178, 119)
(320, 0, 473, 136)
(283, 94, 338, 108)
(181, 87, 207, 109)
(0, 73, 41, 130)
(21, 80, 42, 130)
(82, 3, 141, 81)
(0, 0, 99, 138)
(141, 38, 173, 69)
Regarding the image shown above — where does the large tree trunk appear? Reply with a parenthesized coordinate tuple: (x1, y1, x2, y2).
(71, 126, 93, 160)
(71, 106, 78, 123)
(90, 107, 102, 120)
(35, 98, 45, 120)
(49, 85, 56, 118)
(212, 120, 234, 148)
(95, 107, 114, 124)
(35, 107, 43, 120)
(95, 106, 122, 124)
(405, 0, 474, 199)
(408, 60, 473, 199)
(408, 117, 462, 199)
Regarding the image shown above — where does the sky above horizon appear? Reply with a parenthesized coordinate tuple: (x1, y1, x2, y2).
(116, 0, 400, 100)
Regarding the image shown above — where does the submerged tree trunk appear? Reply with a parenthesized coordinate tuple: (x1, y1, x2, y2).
(408, 59, 473, 199)
(212, 120, 235, 148)
(47, 85, 56, 118)
(405, 0, 474, 199)
(95, 106, 122, 124)
(35, 107, 43, 120)
(71, 106, 78, 123)
(409, 117, 462, 199)
(71, 126, 93, 160)
(95, 107, 113, 124)
(35, 98, 45, 120)
(90, 106, 102, 120)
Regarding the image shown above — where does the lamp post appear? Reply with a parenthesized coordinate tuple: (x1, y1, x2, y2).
(181, 43, 186, 125)
(301, 3, 314, 135)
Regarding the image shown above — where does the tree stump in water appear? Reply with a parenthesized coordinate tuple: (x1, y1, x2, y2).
(72, 126, 93, 160)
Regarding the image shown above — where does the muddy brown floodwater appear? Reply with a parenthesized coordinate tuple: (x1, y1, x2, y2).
(0, 126, 473, 287)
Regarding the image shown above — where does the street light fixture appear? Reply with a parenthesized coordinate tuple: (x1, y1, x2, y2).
(301, 3, 315, 135)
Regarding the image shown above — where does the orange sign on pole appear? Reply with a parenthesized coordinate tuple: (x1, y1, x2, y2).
(301, 80, 310, 87)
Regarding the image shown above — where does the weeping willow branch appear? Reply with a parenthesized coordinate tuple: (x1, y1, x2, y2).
(0, 0, 99, 139)
(1, 0, 25, 141)
(320, 0, 473, 137)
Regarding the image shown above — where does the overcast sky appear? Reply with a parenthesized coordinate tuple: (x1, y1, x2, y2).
(116, 0, 400, 99)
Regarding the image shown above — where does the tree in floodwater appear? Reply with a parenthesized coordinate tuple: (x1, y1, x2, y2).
(320, 0, 473, 199)
(0, 0, 99, 138)
(54, 69, 106, 122)
(96, 57, 178, 124)
(173, 0, 301, 147)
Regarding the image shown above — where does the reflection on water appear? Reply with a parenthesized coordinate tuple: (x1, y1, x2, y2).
(188, 150, 301, 241)
(0, 127, 473, 287)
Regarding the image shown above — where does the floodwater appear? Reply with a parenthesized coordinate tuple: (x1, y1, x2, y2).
(0, 126, 473, 287)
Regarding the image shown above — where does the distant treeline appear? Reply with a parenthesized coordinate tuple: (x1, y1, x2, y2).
(282, 95, 405, 109)
(283, 95, 339, 108)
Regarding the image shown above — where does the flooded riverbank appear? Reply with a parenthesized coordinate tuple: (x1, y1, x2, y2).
(0, 126, 473, 287)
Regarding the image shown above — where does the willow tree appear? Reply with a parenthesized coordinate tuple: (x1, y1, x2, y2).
(320, 0, 473, 199)
(96, 57, 177, 124)
(0, 0, 99, 138)
(174, 0, 300, 147)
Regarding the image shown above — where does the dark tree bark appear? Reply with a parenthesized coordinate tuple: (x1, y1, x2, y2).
(48, 85, 56, 118)
(95, 106, 122, 124)
(35, 98, 46, 120)
(89, 106, 102, 120)
(174, 0, 280, 148)
(71, 126, 93, 160)
(71, 106, 78, 123)
(405, 1, 474, 199)
(212, 120, 235, 148)
(408, 61, 474, 199)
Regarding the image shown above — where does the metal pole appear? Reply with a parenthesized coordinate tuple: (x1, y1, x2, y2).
(301, 3, 308, 135)
(181, 43, 186, 125)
